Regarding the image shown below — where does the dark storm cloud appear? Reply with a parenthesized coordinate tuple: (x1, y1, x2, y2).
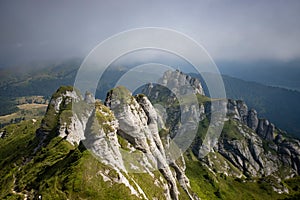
(0, 0, 300, 66)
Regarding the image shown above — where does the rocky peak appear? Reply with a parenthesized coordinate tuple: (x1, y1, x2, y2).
(195, 97, 300, 184)
(247, 109, 259, 131)
(32, 70, 300, 198)
(159, 70, 204, 96)
(38, 85, 197, 199)
(36, 86, 93, 146)
(142, 70, 300, 183)
(84, 91, 95, 104)
(226, 99, 275, 141)
(104, 86, 195, 200)
(143, 70, 204, 101)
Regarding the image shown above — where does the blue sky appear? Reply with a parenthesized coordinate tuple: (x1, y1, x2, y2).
(1, 0, 300, 65)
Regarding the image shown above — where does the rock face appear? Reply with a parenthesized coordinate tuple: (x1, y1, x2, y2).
(143, 70, 300, 193)
(83, 101, 124, 171)
(158, 70, 204, 96)
(257, 119, 275, 141)
(247, 109, 259, 130)
(36, 86, 93, 146)
(197, 97, 300, 182)
(226, 99, 274, 140)
(36, 86, 91, 145)
(143, 70, 204, 102)
(39, 85, 197, 200)
(104, 86, 194, 200)
(84, 91, 95, 104)
(142, 70, 205, 139)
(141, 70, 300, 181)
(37, 70, 300, 197)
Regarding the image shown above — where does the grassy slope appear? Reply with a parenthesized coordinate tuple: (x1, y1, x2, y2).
(0, 116, 184, 199)
(1, 91, 300, 199)
(1, 120, 300, 200)
(0, 120, 140, 200)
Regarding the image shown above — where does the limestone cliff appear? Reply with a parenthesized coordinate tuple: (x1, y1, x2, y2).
(143, 70, 300, 194)
(35, 70, 300, 198)
(36, 85, 197, 200)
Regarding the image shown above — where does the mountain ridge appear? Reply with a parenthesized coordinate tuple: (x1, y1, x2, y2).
(1, 61, 299, 137)
(1, 70, 300, 199)
(190, 72, 300, 136)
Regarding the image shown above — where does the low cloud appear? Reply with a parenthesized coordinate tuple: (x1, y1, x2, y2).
(0, 0, 300, 66)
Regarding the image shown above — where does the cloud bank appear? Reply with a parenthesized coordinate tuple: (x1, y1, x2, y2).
(0, 0, 300, 66)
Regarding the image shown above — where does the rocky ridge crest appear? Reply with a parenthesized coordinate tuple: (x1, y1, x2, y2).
(37, 85, 197, 200)
(37, 70, 300, 197)
(143, 70, 300, 194)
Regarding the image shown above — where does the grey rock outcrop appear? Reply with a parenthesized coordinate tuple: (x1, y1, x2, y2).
(278, 139, 300, 175)
(36, 69, 300, 197)
(257, 119, 274, 141)
(142, 70, 300, 184)
(247, 109, 259, 131)
(36, 86, 93, 146)
(105, 86, 192, 200)
(158, 70, 204, 96)
(143, 70, 204, 101)
(226, 99, 274, 140)
(237, 100, 248, 124)
(84, 91, 95, 104)
(197, 99, 300, 183)
(227, 99, 241, 120)
(39, 85, 197, 200)
(142, 70, 206, 141)
(83, 101, 125, 171)
(197, 121, 300, 186)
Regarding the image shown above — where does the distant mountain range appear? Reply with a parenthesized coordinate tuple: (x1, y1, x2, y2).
(217, 59, 300, 92)
(0, 59, 299, 137)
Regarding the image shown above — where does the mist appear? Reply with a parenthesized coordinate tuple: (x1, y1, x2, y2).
(1, 0, 300, 67)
